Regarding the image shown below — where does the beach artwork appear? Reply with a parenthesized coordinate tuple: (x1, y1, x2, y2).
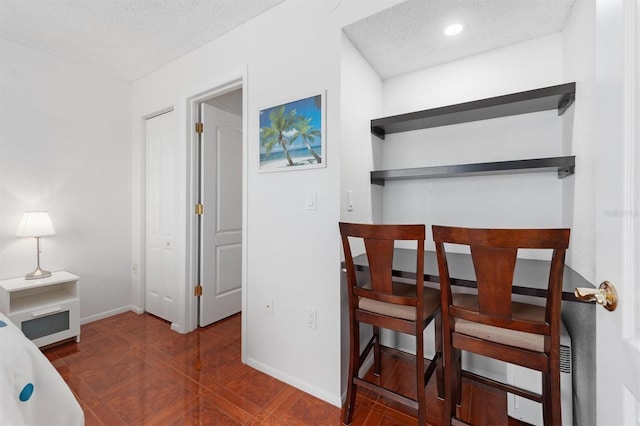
(259, 93, 325, 172)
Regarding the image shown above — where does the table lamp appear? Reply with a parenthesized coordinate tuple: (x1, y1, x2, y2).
(16, 211, 56, 280)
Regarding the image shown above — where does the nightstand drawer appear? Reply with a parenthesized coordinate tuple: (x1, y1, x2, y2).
(8, 298, 80, 347)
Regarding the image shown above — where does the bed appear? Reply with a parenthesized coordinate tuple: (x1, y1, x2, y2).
(0, 311, 84, 426)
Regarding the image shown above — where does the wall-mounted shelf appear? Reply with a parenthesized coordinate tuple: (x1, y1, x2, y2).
(371, 156, 575, 185)
(371, 82, 576, 139)
(369, 82, 576, 185)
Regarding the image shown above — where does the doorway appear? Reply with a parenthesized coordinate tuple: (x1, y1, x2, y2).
(197, 89, 243, 327)
(187, 78, 246, 332)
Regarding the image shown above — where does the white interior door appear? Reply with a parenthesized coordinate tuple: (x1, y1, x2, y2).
(145, 111, 179, 323)
(595, 0, 640, 424)
(199, 102, 243, 326)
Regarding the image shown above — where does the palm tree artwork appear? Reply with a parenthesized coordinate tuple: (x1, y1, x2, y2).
(291, 116, 321, 164)
(260, 94, 323, 170)
(261, 105, 298, 166)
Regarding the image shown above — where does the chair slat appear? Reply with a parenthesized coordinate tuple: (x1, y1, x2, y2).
(471, 246, 517, 318)
(364, 238, 395, 294)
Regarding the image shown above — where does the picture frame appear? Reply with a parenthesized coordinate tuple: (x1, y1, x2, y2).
(259, 91, 325, 172)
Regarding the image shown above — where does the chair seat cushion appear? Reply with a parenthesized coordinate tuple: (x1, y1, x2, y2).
(452, 293, 546, 352)
(359, 283, 440, 321)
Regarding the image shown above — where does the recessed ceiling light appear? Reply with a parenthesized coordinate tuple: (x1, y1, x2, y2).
(444, 23, 464, 37)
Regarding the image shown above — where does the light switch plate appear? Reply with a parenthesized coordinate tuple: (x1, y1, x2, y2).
(306, 191, 317, 210)
(347, 190, 354, 211)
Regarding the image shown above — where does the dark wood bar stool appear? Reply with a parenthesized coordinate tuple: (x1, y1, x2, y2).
(339, 222, 443, 426)
(432, 225, 570, 426)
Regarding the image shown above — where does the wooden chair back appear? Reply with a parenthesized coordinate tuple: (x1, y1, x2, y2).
(340, 222, 426, 323)
(433, 226, 569, 342)
(433, 225, 570, 425)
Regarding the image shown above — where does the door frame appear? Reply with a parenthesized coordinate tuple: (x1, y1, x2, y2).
(184, 67, 248, 362)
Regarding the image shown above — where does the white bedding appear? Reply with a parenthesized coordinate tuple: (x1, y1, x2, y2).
(0, 312, 84, 426)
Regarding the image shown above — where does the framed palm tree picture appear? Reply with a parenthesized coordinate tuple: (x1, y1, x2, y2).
(259, 92, 325, 172)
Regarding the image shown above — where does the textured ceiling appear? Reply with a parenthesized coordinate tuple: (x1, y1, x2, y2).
(0, 0, 577, 82)
(344, 0, 577, 80)
(0, 0, 284, 81)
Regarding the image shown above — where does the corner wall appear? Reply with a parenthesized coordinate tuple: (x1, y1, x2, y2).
(339, 33, 385, 397)
(0, 39, 133, 320)
(562, 0, 596, 284)
(561, 0, 597, 423)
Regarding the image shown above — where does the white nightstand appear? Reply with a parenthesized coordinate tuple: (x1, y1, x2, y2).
(0, 271, 80, 347)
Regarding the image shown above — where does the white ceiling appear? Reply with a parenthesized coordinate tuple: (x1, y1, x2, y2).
(344, 0, 577, 80)
(0, 0, 577, 83)
(0, 0, 284, 81)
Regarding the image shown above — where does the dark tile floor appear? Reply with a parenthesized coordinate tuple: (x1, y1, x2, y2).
(43, 311, 517, 425)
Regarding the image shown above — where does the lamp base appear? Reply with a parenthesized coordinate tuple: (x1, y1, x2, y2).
(25, 267, 52, 280)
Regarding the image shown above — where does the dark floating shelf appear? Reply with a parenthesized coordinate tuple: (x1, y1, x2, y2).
(371, 82, 576, 139)
(370, 156, 575, 186)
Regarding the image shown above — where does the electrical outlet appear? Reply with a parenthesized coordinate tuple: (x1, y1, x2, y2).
(305, 308, 317, 329)
(263, 297, 273, 315)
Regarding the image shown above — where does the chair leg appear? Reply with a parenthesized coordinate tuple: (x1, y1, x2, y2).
(542, 371, 551, 426)
(373, 326, 381, 376)
(434, 312, 444, 399)
(542, 366, 562, 426)
(416, 327, 427, 425)
(343, 318, 360, 425)
(454, 348, 462, 406)
(443, 337, 457, 425)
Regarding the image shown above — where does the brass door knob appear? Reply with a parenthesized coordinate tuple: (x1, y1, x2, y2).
(574, 281, 618, 311)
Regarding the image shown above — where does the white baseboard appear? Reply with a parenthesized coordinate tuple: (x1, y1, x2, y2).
(170, 322, 189, 334)
(129, 305, 144, 314)
(80, 305, 143, 324)
(246, 357, 342, 408)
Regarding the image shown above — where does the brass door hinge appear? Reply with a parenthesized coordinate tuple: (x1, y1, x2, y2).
(195, 203, 204, 215)
(194, 285, 203, 297)
(195, 122, 203, 134)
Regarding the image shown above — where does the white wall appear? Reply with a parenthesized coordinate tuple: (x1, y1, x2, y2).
(130, 0, 404, 406)
(0, 39, 132, 321)
(340, 35, 384, 225)
(562, 0, 596, 284)
(377, 34, 573, 257)
(382, 33, 564, 116)
(560, 2, 598, 423)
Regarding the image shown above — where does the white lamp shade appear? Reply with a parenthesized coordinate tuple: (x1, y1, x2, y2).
(16, 211, 56, 237)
